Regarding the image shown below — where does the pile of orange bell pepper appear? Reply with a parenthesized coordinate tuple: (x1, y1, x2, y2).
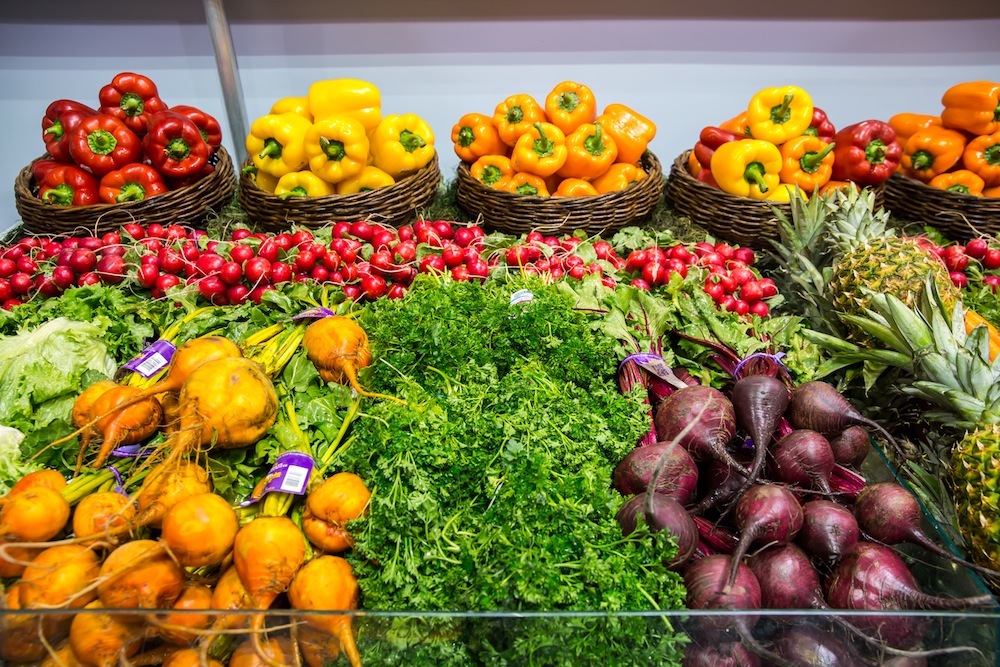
(889, 81, 1000, 198)
(244, 79, 436, 199)
(451, 81, 656, 197)
(687, 85, 905, 202)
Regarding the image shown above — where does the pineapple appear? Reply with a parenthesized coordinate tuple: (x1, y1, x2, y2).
(828, 279, 1000, 572)
(770, 187, 959, 341)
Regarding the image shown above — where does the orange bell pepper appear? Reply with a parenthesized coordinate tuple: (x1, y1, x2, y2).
(544, 81, 597, 135)
(901, 126, 967, 182)
(778, 135, 835, 193)
(590, 163, 647, 194)
(985, 185, 1000, 198)
(720, 111, 751, 137)
(511, 122, 568, 177)
(965, 309, 1000, 362)
(556, 122, 618, 180)
(941, 81, 1000, 135)
(818, 180, 856, 198)
(470, 154, 514, 189)
(888, 112, 941, 147)
(553, 178, 599, 197)
(451, 113, 506, 164)
(505, 172, 550, 197)
(962, 131, 1000, 187)
(687, 150, 702, 177)
(595, 104, 656, 165)
(928, 169, 985, 196)
(493, 94, 547, 147)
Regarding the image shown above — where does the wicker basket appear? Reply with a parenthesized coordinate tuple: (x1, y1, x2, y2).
(14, 147, 237, 237)
(883, 172, 1000, 241)
(665, 150, 889, 250)
(239, 154, 441, 232)
(455, 152, 664, 237)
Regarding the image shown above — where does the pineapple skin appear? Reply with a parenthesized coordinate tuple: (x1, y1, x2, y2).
(952, 424, 1000, 570)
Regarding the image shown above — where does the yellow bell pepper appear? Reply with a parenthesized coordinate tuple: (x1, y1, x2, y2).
(591, 163, 647, 194)
(270, 96, 313, 121)
(246, 112, 312, 178)
(511, 122, 568, 178)
(335, 166, 396, 195)
(764, 183, 809, 202)
(241, 164, 279, 193)
(307, 78, 382, 132)
(710, 139, 783, 199)
(273, 170, 336, 198)
(304, 115, 370, 184)
(370, 114, 436, 180)
(747, 85, 814, 145)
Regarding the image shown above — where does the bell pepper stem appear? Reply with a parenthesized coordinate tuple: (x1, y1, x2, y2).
(799, 142, 835, 173)
(399, 129, 427, 154)
(87, 129, 118, 156)
(258, 137, 283, 160)
(985, 144, 1000, 166)
(320, 137, 346, 161)
(744, 161, 769, 193)
(947, 184, 971, 195)
(457, 126, 475, 149)
(531, 122, 554, 158)
(279, 186, 309, 199)
(770, 93, 794, 124)
(864, 139, 887, 166)
(165, 138, 192, 162)
(558, 91, 580, 114)
(44, 121, 64, 140)
(480, 165, 504, 186)
(506, 105, 524, 125)
(118, 92, 145, 118)
(585, 123, 607, 157)
(41, 183, 74, 206)
(116, 182, 146, 203)
(910, 148, 934, 173)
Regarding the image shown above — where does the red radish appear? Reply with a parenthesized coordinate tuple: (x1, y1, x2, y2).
(612, 442, 699, 504)
(768, 429, 836, 495)
(683, 555, 793, 666)
(853, 482, 1000, 580)
(682, 641, 760, 666)
(828, 425, 870, 468)
(615, 492, 698, 568)
(824, 542, 993, 649)
(726, 485, 804, 590)
(796, 499, 859, 563)
(786, 381, 901, 457)
(730, 373, 789, 491)
(654, 385, 744, 473)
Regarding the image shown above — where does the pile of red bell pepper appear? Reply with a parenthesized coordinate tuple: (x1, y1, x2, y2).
(687, 85, 902, 202)
(35, 72, 224, 207)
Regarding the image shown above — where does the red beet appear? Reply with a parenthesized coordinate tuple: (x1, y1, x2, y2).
(654, 385, 743, 472)
(616, 492, 698, 568)
(613, 442, 699, 505)
(786, 381, 901, 459)
(682, 641, 761, 667)
(769, 624, 864, 667)
(768, 429, 836, 495)
(726, 485, 804, 590)
(796, 500, 859, 564)
(828, 425, 871, 468)
(731, 373, 790, 489)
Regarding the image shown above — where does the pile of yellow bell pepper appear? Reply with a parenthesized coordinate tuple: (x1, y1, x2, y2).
(452, 81, 656, 197)
(888, 81, 1000, 198)
(244, 79, 436, 198)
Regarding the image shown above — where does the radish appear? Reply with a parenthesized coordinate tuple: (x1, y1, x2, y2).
(796, 499, 859, 564)
(730, 373, 789, 489)
(786, 381, 901, 458)
(726, 484, 803, 590)
(828, 425, 871, 468)
(683, 555, 794, 667)
(653, 385, 744, 473)
(616, 492, 698, 568)
(824, 542, 994, 649)
(853, 482, 1000, 581)
(613, 442, 699, 504)
(682, 641, 760, 666)
(768, 429, 836, 496)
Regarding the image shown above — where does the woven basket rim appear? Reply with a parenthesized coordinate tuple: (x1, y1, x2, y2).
(14, 146, 236, 236)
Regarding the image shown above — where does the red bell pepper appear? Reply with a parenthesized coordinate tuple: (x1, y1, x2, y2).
(98, 163, 169, 204)
(68, 114, 142, 177)
(830, 120, 901, 187)
(37, 165, 100, 207)
(143, 110, 211, 179)
(804, 107, 836, 143)
(41, 100, 97, 162)
(166, 164, 215, 190)
(693, 126, 744, 170)
(31, 158, 69, 186)
(98, 72, 167, 137)
(167, 105, 223, 150)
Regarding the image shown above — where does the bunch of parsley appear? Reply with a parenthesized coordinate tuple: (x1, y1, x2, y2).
(340, 275, 687, 666)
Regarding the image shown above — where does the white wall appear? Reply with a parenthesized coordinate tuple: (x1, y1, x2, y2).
(1, 8, 997, 235)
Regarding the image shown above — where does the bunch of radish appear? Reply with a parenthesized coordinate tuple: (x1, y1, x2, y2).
(611, 370, 998, 665)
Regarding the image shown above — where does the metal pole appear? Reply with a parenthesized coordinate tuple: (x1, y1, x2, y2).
(202, 0, 248, 156)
